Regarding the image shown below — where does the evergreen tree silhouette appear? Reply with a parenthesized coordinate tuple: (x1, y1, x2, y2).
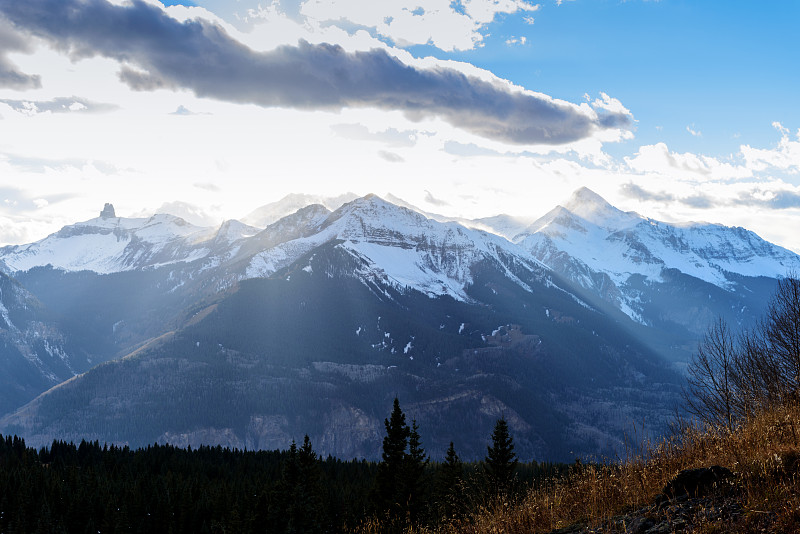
(434, 441, 465, 521)
(404, 419, 429, 524)
(374, 398, 411, 527)
(484, 417, 518, 497)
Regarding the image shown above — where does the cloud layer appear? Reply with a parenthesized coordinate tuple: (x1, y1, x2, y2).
(0, 18, 41, 89)
(0, 0, 630, 145)
(0, 96, 117, 114)
(299, 0, 539, 51)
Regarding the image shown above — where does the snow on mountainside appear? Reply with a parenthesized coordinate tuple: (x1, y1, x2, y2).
(0, 205, 219, 274)
(0, 196, 552, 305)
(517, 187, 800, 288)
(2, 190, 797, 322)
(246, 194, 549, 301)
(212, 220, 260, 245)
(515, 187, 800, 326)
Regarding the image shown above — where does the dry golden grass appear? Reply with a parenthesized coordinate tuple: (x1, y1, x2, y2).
(417, 403, 800, 534)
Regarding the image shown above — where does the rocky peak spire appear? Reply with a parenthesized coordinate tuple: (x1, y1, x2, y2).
(100, 203, 116, 219)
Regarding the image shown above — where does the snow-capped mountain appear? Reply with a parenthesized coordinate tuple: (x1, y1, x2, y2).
(515, 187, 800, 343)
(518, 187, 798, 287)
(0, 195, 570, 419)
(0, 204, 222, 274)
(1, 210, 681, 460)
(3, 191, 797, 332)
(4, 189, 797, 460)
(0, 196, 550, 305)
(243, 194, 550, 301)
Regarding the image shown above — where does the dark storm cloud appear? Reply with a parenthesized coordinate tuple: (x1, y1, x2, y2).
(0, 0, 631, 145)
(0, 96, 117, 114)
(0, 18, 41, 89)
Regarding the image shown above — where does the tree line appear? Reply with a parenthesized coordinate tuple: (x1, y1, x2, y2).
(0, 400, 565, 533)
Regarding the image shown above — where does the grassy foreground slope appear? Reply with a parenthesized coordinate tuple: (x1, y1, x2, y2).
(407, 277, 800, 534)
(407, 402, 800, 533)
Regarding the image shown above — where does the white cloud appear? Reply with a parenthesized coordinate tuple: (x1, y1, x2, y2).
(591, 92, 632, 118)
(3, 0, 800, 257)
(2, 0, 628, 147)
(625, 142, 751, 181)
(505, 36, 527, 46)
(298, 0, 539, 51)
(686, 124, 702, 137)
(740, 122, 800, 174)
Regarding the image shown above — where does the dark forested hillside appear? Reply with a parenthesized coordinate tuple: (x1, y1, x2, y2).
(1, 243, 683, 461)
(0, 430, 566, 534)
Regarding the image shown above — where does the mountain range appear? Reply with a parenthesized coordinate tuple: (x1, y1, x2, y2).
(0, 189, 797, 460)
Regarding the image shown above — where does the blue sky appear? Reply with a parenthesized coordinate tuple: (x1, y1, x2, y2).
(0, 0, 799, 251)
(427, 1, 800, 154)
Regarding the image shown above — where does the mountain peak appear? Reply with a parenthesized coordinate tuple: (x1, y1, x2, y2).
(100, 203, 116, 219)
(562, 187, 640, 230)
(565, 187, 609, 209)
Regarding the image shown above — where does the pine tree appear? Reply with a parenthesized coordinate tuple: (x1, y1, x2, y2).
(268, 437, 327, 534)
(294, 435, 324, 533)
(484, 417, 518, 497)
(404, 419, 429, 524)
(374, 398, 411, 525)
(269, 440, 299, 532)
(434, 441, 465, 521)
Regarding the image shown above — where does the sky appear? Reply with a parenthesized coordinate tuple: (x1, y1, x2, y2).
(0, 0, 799, 252)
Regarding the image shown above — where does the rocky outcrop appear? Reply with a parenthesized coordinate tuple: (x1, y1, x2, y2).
(100, 203, 116, 219)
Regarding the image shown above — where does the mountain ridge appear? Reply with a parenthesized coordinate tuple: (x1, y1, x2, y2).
(0, 189, 797, 459)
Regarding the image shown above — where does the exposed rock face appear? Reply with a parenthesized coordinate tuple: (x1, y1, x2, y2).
(319, 405, 381, 459)
(100, 203, 116, 219)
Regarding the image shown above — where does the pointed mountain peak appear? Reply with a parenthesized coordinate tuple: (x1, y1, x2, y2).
(322, 193, 432, 237)
(340, 193, 398, 211)
(342, 193, 430, 218)
(561, 187, 641, 230)
(564, 187, 611, 210)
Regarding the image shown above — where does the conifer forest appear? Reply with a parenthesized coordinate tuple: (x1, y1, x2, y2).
(0, 400, 565, 533)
